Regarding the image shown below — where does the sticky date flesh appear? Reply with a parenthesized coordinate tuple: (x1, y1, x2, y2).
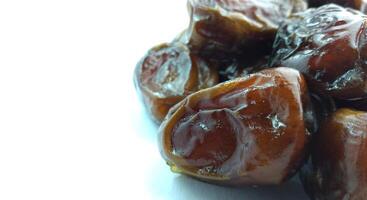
(134, 43, 218, 123)
(159, 68, 316, 185)
(300, 108, 367, 200)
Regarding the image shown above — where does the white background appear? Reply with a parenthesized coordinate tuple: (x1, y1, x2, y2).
(0, 1, 309, 199)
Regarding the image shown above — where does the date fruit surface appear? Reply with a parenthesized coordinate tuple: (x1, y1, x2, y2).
(180, 0, 307, 61)
(134, 43, 218, 123)
(300, 108, 367, 200)
(159, 67, 316, 185)
(271, 4, 367, 101)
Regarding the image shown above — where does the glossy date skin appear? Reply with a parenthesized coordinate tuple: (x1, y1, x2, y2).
(179, 0, 307, 61)
(300, 108, 367, 200)
(134, 43, 218, 123)
(159, 67, 316, 186)
(271, 4, 367, 101)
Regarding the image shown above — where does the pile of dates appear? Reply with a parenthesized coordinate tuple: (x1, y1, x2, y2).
(134, 1, 367, 199)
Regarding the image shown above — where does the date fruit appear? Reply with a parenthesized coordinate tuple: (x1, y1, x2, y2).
(134, 43, 218, 123)
(159, 67, 316, 185)
(271, 4, 367, 101)
(300, 108, 367, 200)
(180, 0, 307, 61)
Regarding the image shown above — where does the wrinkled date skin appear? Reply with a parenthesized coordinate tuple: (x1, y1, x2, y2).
(308, 0, 367, 13)
(179, 0, 307, 61)
(270, 4, 367, 101)
(134, 43, 218, 123)
(159, 67, 316, 186)
(300, 108, 367, 200)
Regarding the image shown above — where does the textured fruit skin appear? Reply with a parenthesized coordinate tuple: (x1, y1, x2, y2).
(134, 43, 218, 123)
(178, 0, 307, 62)
(270, 4, 367, 101)
(300, 108, 367, 200)
(159, 67, 316, 186)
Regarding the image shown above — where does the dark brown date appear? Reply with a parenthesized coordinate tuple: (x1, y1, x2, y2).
(300, 108, 367, 200)
(271, 4, 367, 101)
(134, 43, 218, 123)
(179, 0, 307, 61)
(159, 67, 316, 186)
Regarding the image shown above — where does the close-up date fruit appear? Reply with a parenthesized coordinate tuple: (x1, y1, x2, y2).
(270, 4, 367, 101)
(300, 108, 367, 200)
(179, 0, 307, 61)
(134, 42, 218, 123)
(159, 67, 316, 186)
(134, 0, 367, 198)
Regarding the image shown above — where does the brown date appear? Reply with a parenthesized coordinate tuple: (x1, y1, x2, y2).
(179, 0, 307, 61)
(134, 43, 218, 123)
(159, 67, 316, 186)
(300, 108, 367, 200)
(270, 4, 367, 101)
